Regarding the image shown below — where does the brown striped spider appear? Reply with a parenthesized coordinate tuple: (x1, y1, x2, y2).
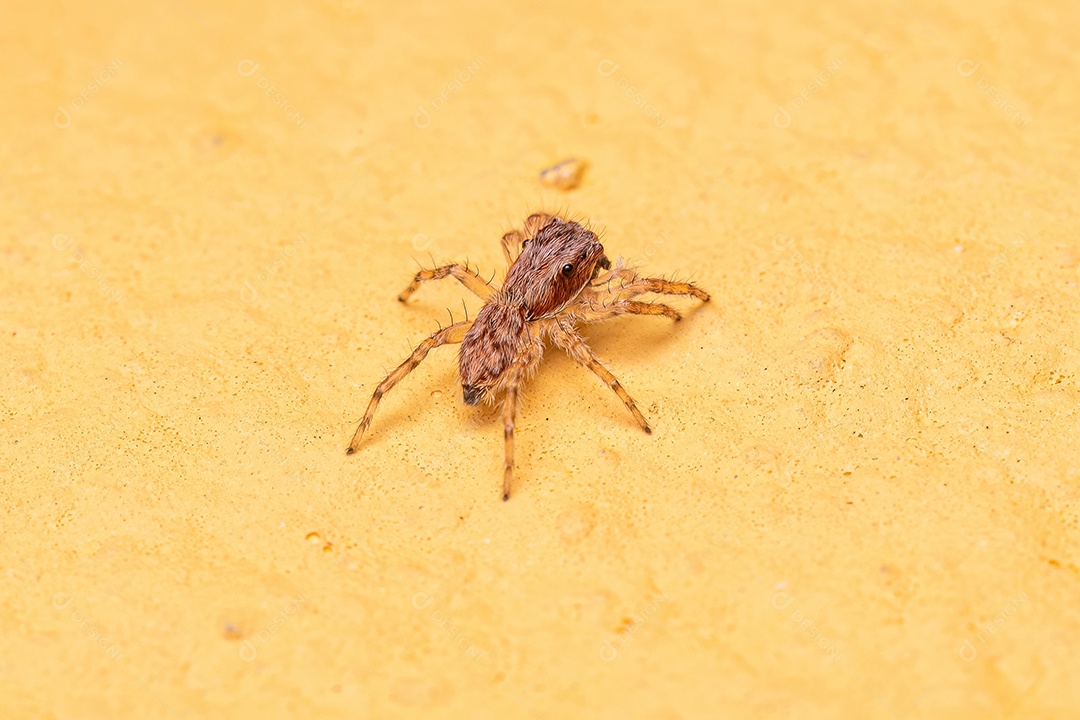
(347, 213, 709, 500)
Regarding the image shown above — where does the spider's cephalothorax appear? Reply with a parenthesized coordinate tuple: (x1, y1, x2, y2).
(458, 217, 610, 407)
(347, 212, 709, 501)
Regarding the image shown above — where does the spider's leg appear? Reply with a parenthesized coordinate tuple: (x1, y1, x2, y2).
(501, 230, 524, 266)
(550, 322, 652, 433)
(571, 273, 708, 322)
(347, 320, 472, 454)
(501, 212, 558, 266)
(497, 337, 544, 501)
(501, 365, 524, 501)
(568, 298, 682, 323)
(622, 300, 681, 320)
(522, 212, 557, 237)
(399, 264, 497, 302)
(619, 276, 710, 302)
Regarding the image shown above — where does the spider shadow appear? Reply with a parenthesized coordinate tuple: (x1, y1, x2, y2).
(525, 311, 707, 428)
(350, 363, 499, 449)
(350, 303, 710, 448)
(574, 306, 708, 364)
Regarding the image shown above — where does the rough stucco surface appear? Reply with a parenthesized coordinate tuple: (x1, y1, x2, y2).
(2, 1, 1079, 717)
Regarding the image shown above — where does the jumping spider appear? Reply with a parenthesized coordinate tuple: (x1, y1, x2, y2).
(347, 213, 710, 500)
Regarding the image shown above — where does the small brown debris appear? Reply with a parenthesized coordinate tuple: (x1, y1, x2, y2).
(539, 157, 586, 191)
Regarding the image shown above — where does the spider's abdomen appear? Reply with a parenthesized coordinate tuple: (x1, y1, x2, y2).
(458, 303, 528, 405)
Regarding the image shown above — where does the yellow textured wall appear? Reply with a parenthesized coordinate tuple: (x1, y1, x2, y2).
(2, 0, 1079, 717)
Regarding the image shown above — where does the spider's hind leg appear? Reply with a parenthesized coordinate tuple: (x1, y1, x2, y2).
(398, 264, 496, 302)
(501, 369, 522, 501)
(347, 320, 472, 454)
(497, 339, 544, 501)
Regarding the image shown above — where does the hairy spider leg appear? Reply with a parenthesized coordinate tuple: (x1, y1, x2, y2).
(501, 364, 523, 501)
(522, 212, 557, 238)
(550, 321, 652, 434)
(500, 230, 525, 266)
(608, 275, 711, 303)
(496, 332, 548, 500)
(566, 297, 684, 323)
(398, 264, 498, 302)
(347, 320, 472, 454)
(620, 300, 683, 320)
(500, 212, 558, 266)
(498, 334, 544, 500)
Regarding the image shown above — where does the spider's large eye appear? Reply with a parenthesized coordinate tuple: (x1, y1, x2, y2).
(561, 263, 574, 277)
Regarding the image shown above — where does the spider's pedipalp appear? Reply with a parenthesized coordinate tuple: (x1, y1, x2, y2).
(347, 320, 472, 454)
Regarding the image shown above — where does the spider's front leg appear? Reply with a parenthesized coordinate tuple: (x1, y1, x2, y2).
(613, 275, 710, 303)
(565, 296, 684, 323)
(501, 230, 525, 266)
(575, 268, 709, 322)
(398, 264, 497, 302)
(347, 320, 472, 454)
(500, 213, 558, 265)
